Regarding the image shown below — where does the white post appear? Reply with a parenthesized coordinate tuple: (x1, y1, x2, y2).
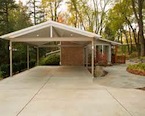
(27, 45, 29, 69)
(102, 45, 104, 55)
(94, 44, 96, 64)
(50, 26, 53, 38)
(60, 42, 62, 65)
(83, 48, 85, 66)
(9, 41, 13, 77)
(91, 39, 95, 77)
(108, 45, 112, 64)
(37, 47, 39, 65)
(86, 47, 88, 68)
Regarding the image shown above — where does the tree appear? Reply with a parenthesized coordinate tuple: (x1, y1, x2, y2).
(9, 1, 32, 31)
(0, 0, 17, 34)
(0, 1, 32, 66)
(66, 0, 88, 29)
(104, 0, 144, 56)
(27, 0, 45, 25)
(131, 0, 145, 56)
(93, 0, 112, 34)
(104, 1, 126, 41)
(41, 0, 62, 21)
(0, 0, 17, 66)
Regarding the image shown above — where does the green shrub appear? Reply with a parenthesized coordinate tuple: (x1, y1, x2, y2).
(128, 63, 145, 72)
(19, 61, 27, 70)
(30, 60, 36, 68)
(140, 57, 145, 61)
(0, 71, 3, 79)
(0, 60, 36, 78)
(40, 54, 60, 65)
(0, 64, 10, 77)
(13, 63, 19, 72)
(127, 52, 138, 59)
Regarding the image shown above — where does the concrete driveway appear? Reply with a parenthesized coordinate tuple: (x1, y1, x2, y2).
(94, 64, 145, 88)
(0, 66, 145, 116)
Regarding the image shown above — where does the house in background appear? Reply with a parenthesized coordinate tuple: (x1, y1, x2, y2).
(0, 21, 122, 77)
(61, 38, 121, 66)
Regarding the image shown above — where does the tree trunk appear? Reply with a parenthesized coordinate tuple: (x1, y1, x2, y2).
(33, 0, 37, 25)
(138, 0, 145, 56)
(123, 30, 130, 54)
(131, 0, 145, 56)
(129, 27, 133, 54)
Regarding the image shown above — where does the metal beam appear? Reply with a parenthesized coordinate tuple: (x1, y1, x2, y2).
(11, 37, 93, 42)
(102, 45, 104, 55)
(50, 26, 53, 38)
(53, 27, 61, 37)
(36, 47, 39, 65)
(91, 39, 95, 77)
(9, 41, 13, 77)
(86, 47, 88, 68)
(27, 45, 29, 69)
(38, 45, 83, 48)
(108, 45, 111, 64)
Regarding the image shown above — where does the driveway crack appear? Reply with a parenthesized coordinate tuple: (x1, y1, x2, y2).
(16, 75, 53, 116)
(106, 89, 134, 116)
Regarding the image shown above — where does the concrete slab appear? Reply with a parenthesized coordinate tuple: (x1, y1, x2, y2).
(19, 90, 130, 116)
(93, 64, 145, 88)
(107, 88, 145, 116)
(0, 90, 36, 116)
(0, 66, 52, 116)
(0, 66, 145, 116)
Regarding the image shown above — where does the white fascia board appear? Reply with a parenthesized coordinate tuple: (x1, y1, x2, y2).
(97, 38, 122, 45)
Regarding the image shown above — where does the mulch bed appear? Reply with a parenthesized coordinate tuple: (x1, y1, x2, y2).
(127, 68, 145, 76)
(136, 87, 145, 91)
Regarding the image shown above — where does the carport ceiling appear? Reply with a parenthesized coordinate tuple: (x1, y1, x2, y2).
(0, 20, 101, 46)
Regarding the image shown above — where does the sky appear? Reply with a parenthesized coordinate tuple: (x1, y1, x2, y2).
(15, 0, 30, 5)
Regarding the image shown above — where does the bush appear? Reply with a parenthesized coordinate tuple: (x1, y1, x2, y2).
(0, 60, 36, 78)
(127, 63, 145, 72)
(12, 61, 27, 72)
(19, 61, 27, 70)
(13, 63, 20, 72)
(40, 54, 60, 65)
(0, 71, 3, 79)
(30, 60, 36, 68)
(0, 64, 10, 77)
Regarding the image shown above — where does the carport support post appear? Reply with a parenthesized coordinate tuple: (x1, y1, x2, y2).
(27, 45, 29, 69)
(36, 47, 39, 65)
(9, 41, 13, 77)
(102, 45, 104, 54)
(86, 47, 88, 68)
(108, 45, 111, 64)
(91, 39, 95, 77)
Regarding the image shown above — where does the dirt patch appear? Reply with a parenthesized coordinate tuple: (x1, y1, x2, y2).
(127, 68, 145, 76)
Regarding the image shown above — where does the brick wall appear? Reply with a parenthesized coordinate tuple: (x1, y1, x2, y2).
(61, 42, 84, 66)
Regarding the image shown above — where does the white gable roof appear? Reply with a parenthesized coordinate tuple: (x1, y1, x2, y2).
(0, 20, 121, 46)
(0, 20, 101, 39)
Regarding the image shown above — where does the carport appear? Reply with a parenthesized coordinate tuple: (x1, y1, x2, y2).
(0, 21, 101, 77)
